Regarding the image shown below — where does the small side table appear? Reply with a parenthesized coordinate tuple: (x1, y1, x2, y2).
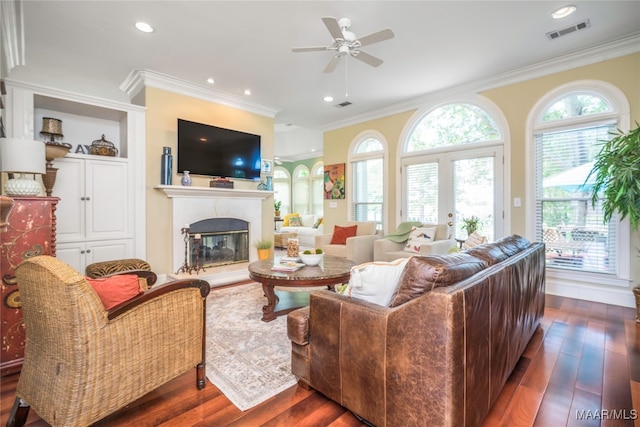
(274, 217, 283, 231)
(456, 238, 466, 249)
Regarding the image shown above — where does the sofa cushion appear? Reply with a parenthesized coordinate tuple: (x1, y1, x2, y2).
(300, 214, 316, 228)
(331, 225, 358, 244)
(389, 253, 488, 307)
(345, 258, 410, 306)
(462, 231, 487, 250)
(283, 213, 300, 226)
(86, 274, 143, 310)
(288, 215, 303, 226)
(464, 234, 531, 266)
(403, 226, 436, 253)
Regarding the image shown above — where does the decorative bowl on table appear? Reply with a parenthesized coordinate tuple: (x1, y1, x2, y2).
(299, 252, 323, 266)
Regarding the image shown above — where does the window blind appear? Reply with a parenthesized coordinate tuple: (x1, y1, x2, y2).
(535, 122, 617, 274)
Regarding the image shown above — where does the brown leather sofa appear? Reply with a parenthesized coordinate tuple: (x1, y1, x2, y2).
(288, 235, 545, 427)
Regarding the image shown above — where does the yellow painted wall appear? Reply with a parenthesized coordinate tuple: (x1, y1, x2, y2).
(324, 53, 639, 288)
(323, 110, 414, 230)
(143, 87, 275, 273)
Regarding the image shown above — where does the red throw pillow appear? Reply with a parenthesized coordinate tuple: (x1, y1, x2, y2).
(330, 225, 358, 245)
(86, 274, 143, 310)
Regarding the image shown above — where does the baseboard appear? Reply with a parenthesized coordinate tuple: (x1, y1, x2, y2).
(546, 279, 635, 308)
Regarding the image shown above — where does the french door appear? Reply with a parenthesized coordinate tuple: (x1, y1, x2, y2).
(402, 145, 504, 241)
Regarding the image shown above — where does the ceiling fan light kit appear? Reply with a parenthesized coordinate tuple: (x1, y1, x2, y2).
(292, 16, 394, 73)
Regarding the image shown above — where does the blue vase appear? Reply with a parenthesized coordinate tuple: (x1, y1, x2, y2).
(266, 175, 273, 191)
(161, 147, 173, 185)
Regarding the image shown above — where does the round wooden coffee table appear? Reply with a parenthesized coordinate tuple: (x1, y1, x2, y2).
(248, 255, 355, 322)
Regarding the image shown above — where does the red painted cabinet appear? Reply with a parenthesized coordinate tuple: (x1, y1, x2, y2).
(1, 196, 58, 376)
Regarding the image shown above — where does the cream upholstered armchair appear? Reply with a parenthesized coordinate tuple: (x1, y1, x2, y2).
(6, 256, 210, 427)
(373, 223, 455, 262)
(315, 221, 382, 265)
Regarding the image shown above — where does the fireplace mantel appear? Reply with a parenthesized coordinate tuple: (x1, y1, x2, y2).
(155, 185, 273, 200)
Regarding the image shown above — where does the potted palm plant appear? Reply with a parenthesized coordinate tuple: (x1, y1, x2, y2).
(461, 215, 481, 236)
(587, 122, 640, 322)
(274, 200, 282, 218)
(254, 238, 273, 261)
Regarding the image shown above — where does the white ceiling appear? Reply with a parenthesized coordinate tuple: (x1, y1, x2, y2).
(7, 1, 640, 160)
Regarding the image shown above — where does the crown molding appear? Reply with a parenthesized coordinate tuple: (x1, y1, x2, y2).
(120, 69, 281, 119)
(321, 34, 640, 131)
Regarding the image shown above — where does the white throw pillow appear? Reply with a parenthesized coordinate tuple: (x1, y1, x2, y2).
(403, 226, 437, 253)
(345, 258, 410, 306)
(300, 214, 315, 228)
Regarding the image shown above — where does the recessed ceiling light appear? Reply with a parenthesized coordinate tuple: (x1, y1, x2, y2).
(551, 5, 577, 19)
(135, 22, 154, 33)
(323, 96, 334, 102)
(244, 89, 251, 95)
(207, 77, 214, 84)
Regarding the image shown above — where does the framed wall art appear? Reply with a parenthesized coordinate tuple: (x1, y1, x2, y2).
(261, 159, 273, 175)
(324, 163, 345, 199)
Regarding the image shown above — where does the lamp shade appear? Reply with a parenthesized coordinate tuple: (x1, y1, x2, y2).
(40, 117, 63, 137)
(0, 138, 46, 174)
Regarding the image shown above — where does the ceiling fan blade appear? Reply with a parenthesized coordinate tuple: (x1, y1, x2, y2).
(322, 17, 344, 41)
(352, 50, 383, 67)
(323, 54, 342, 73)
(358, 29, 395, 47)
(292, 46, 328, 53)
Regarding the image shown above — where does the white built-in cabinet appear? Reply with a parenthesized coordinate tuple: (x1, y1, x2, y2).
(4, 80, 146, 273)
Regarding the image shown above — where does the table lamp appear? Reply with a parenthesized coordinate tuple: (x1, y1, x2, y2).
(40, 117, 71, 195)
(0, 137, 46, 196)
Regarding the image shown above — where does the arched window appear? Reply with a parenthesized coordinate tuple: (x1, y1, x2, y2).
(401, 99, 505, 241)
(530, 82, 630, 285)
(311, 162, 324, 216)
(273, 167, 291, 216)
(349, 132, 386, 231)
(292, 165, 310, 214)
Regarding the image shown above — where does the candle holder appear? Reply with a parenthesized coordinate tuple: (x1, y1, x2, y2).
(176, 227, 193, 275)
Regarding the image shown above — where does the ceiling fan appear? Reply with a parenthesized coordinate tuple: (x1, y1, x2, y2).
(292, 17, 394, 73)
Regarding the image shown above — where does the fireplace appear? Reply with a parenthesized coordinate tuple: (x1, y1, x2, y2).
(188, 218, 249, 268)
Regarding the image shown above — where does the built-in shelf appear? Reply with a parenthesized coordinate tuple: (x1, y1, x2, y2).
(155, 185, 273, 199)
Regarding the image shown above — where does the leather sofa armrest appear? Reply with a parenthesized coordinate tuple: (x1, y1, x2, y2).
(287, 306, 310, 345)
(418, 239, 457, 256)
(373, 238, 406, 261)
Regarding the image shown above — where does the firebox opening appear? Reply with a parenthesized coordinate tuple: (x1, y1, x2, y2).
(188, 218, 249, 268)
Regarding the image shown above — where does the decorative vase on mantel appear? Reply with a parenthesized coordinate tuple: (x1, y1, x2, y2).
(181, 170, 192, 186)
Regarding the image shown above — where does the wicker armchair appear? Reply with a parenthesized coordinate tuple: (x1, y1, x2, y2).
(6, 255, 210, 427)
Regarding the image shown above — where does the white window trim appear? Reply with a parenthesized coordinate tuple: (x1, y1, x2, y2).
(311, 161, 324, 215)
(273, 166, 291, 215)
(397, 94, 510, 235)
(525, 79, 631, 291)
(347, 130, 389, 233)
(292, 164, 311, 214)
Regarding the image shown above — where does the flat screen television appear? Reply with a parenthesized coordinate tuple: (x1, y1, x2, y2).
(177, 119, 261, 180)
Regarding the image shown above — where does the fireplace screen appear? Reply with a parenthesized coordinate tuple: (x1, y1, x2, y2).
(188, 218, 249, 268)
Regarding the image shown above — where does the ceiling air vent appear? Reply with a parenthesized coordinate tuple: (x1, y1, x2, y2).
(335, 101, 352, 108)
(546, 19, 590, 40)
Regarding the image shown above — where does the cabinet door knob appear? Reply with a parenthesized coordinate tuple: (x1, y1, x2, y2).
(86, 249, 91, 253)
(80, 197, 85, 201)
(80, 250, 85, 254)
(85, 196, 91, 201)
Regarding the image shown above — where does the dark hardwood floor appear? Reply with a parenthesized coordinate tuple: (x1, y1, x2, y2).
(1, 293, 638, 427)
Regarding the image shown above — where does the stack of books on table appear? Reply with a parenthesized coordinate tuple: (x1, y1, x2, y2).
(271, 261, 305, 272)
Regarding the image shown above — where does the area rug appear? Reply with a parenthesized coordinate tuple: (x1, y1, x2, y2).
(205, 282, 298, 411)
